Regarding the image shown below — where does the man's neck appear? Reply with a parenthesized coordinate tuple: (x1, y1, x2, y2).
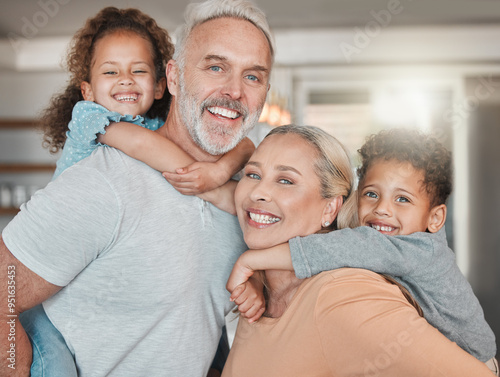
(157, 106, 220, 163)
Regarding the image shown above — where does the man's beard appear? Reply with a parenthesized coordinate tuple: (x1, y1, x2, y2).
(178, 73, 263, 155)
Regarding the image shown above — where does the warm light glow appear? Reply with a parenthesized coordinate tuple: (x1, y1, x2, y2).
(258, 91, 291, 127)
(280, 109, 291, 125)
(259, 102, 270, 123)
(373, 88, 431, 131)
(267, 104, 281, 126)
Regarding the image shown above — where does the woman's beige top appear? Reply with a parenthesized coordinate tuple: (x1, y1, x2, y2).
(222, 268, 493, 377)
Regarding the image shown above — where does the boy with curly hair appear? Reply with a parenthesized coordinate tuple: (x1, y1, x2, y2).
(228, 128, 498, 374)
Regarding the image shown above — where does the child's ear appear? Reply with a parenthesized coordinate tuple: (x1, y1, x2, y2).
(321, 196, 343, 228)
(154, 77, 167, 100)
(166, 60, 179, 97)
(427, 204, 447, 233)
(80, 82, 94, 101)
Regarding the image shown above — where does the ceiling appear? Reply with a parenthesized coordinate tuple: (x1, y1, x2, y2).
(2, 0, 500, 39)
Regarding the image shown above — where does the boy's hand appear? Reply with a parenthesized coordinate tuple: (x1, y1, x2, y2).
(226, 245, 293, 293)
(227, 259, 265, 323)
(230, 277, 265, 323)
(226, 258, 255, 294)
(162, 161, 227, 195)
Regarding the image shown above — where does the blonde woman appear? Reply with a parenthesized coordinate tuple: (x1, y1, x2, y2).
(222, 125, 494, 377)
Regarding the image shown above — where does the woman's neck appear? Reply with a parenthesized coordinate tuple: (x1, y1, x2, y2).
(264, 270, 303, 318)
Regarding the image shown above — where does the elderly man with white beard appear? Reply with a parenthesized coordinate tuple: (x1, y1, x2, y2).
(0, 0, 274, 376)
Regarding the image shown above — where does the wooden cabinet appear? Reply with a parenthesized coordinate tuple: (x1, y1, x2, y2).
(0, 208, 21, 216)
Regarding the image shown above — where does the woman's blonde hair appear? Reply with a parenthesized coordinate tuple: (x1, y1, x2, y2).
(265, 125, 358, 230)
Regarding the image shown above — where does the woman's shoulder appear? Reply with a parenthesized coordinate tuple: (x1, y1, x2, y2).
(289, 269, 411, 322)
(305, 268, 410, 309)
(303, 269, 419, 333)
(310, 267, 389, 286)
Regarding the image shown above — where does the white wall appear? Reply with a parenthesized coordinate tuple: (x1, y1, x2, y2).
(0, 70, 68, 117)
(0, 71, 67, 229)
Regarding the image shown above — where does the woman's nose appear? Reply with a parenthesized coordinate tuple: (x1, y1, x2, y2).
(249, 181, 272, 203)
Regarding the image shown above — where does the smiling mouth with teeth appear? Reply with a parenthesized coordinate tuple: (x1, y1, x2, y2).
(114, 94, 139, 102)
(249, 212, 281, 224)
(370, 223, 395, 232)
(207, 106, 240, 119)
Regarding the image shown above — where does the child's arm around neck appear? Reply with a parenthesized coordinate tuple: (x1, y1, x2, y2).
(99, 121, 254, 215)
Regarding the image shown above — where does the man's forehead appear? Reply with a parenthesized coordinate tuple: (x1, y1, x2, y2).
(188, 17, 272, 59)
(192, 16, 258, 34)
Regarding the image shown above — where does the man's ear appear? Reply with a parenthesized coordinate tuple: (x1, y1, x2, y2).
(427, 204, 447, 233)
(80, 81, 94, 101)
(154, 77, 167, 100)
(166, 60, 179, 97)
(321, 196, 343, 228)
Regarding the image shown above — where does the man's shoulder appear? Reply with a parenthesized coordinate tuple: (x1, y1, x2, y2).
(57, 147, 159, 193)
(79, 146, 150, 174)
(81, 145, 123, 162)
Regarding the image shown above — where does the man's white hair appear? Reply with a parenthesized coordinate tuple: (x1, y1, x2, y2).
(173, 0, 275, 66)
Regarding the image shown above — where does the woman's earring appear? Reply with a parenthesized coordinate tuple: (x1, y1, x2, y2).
(323, 221, 330, 227)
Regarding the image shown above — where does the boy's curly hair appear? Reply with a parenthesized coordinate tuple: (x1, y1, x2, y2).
(357, 128, 453, 208)
(39, 7, 174, 153)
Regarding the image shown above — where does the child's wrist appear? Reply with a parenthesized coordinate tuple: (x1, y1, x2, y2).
(227, 254, 257, 293)
(245, 243, 293, 271)
(240, 249, 264, 272)
(235, 252, 252, 273)
(214, 158, 233, 181)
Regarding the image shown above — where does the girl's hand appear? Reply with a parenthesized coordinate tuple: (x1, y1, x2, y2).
(162, 161, 227, 195)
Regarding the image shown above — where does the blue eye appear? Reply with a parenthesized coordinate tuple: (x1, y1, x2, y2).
(278, 178, 293, 185)
(104, 71, 117, 75)
(210, 66, 222, 72)
(247, 173, 260, 180)
(396, 196, 410, 203)
(246, 74, 258, 82)
(365, 191, 378, 199)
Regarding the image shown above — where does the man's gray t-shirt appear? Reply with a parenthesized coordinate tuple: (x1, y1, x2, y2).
(3, 147, 246, 376)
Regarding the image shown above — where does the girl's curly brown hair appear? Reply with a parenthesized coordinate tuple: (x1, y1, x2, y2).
(39, 7, 174, 153)
(357, 128, 453, 208)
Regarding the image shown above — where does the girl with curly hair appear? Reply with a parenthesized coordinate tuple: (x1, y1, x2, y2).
(40, 6, 253, 195)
